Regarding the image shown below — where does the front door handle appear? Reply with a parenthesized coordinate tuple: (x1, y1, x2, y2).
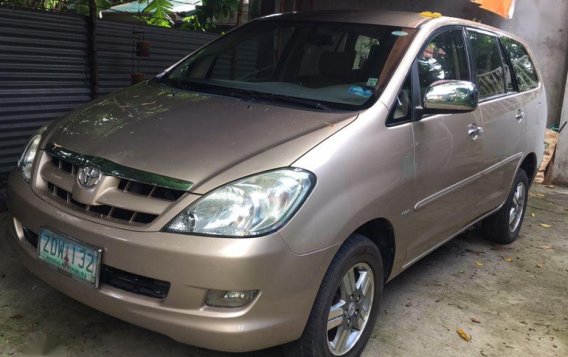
(468, 123, 483, 140)
(515, 109, 525, 121)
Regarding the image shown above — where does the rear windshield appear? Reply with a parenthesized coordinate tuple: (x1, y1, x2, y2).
(160, 19, 416, 110)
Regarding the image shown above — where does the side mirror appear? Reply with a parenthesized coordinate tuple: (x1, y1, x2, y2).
(421, 80, 478, 116)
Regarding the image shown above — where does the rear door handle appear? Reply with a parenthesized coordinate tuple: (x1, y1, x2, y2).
(468, 123, 483, 140)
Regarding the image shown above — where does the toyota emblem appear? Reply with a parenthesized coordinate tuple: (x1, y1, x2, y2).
(77, 165, 102, 188)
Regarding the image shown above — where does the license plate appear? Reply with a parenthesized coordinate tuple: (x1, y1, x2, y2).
(37, 229, 102, 287)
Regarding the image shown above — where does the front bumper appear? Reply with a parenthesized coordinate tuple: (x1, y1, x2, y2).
(6, 172, 334, 352)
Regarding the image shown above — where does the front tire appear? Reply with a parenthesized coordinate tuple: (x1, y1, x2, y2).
(285, 234, 383, 357)
(481, 169, 529, 244)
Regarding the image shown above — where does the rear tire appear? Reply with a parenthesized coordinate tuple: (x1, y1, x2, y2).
(284, 234, 383, 357)
(481, 169, 529, 244)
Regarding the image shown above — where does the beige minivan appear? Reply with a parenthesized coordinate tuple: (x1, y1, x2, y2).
(6, 10, 546, 356)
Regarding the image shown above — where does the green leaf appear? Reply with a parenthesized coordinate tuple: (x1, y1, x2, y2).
(141, 0, 173, 27)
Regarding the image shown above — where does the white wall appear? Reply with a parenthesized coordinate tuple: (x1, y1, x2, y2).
(552, 74, 568, 184)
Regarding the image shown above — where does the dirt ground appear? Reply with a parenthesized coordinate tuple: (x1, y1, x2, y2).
(0, 184, 566, 357)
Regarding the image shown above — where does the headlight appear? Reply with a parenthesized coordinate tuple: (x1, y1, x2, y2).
(17, 133, 42, 182)
(164, 168, 315, 237)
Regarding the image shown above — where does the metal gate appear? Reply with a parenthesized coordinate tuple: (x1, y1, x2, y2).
(0, 7, 218, 179)
(0, 8, 90, 178)
(97, 21, 217, 95)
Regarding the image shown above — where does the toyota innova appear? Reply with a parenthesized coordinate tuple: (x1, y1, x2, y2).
(6, 10, 546, 356)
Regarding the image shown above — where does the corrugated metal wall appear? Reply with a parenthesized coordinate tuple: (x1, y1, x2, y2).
(0, 7, 218, 179)
(97, 21, 218, 95)
(0, 8, 90, 178)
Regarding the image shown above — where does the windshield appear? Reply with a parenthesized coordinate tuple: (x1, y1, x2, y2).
(162, 19, 416, 110)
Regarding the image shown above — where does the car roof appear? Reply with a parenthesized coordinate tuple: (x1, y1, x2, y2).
(265, 10, 431, 29)
(264, 10, 527, 45)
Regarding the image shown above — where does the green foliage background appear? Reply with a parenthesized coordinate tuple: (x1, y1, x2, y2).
(0, 0, 241, 30)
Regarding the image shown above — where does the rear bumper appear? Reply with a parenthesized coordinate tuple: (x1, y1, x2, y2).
(6, 172, 334, 352)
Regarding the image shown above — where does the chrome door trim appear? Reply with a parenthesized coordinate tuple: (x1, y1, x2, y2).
(403, 200, 506, 270)
(405, 151, 527, 269)
(414, 152, 523, 211)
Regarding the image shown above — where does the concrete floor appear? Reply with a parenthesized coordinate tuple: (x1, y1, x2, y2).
(0, 184, 566, 357)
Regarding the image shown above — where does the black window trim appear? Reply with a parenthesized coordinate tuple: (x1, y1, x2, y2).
(460, 27, 474, 84)
(496, 35, 521, 94)
(385, 72, 413, 127)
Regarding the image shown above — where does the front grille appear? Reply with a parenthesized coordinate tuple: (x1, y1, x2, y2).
(117, 178, 185, 201)
(51, 155, 76, 175)
(23, 227, 38, 248)
(100, 265, 170, 299)
(22, 227, 170, 299)
(46, 182, 159, 224)
(41, 153, 187, 226)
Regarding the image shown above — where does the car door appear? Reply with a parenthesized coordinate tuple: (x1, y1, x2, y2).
(466, 29, 526, 214)
(500, 35, 544, 176)
(407, 27, 487, 263)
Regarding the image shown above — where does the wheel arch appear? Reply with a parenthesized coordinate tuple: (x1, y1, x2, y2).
(353, 218, 396, 282)
(520, 152, 537, 185)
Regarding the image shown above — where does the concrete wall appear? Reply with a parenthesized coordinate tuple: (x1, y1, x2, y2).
(552, 73, 568, 184)
(312, 0, 568, 125)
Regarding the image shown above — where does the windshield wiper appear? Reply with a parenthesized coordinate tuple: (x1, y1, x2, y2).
(157, 78, 236, 97)
(155, 78, 332, 111)
(154, 76, 186, 90)
(237, 90, 332, 111)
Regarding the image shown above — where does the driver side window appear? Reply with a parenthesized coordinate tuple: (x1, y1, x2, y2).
(417, 29, 469, 99)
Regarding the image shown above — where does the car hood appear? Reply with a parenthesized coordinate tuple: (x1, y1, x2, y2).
(45, 81, 357, 193)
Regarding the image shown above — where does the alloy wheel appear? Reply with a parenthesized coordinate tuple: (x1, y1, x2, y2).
(326, 262, 375, 356)
(509, 181, 526, 232)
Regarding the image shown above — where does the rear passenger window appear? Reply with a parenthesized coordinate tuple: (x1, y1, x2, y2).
(417, 29, 469, 98)
(501, 37, 539, 91)
(467, 31, 506, 100)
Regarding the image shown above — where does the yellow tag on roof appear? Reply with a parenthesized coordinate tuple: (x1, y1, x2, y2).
(420, 11, 442, 18)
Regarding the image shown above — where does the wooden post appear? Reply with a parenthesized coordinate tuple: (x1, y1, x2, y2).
(88, 0, 99, 99)
(236, 0, 244, 26)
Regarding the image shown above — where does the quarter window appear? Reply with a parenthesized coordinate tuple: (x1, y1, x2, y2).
(467, 31, 506, 99)
(388, 74, 412, 125)
(501, 37, 539, 91)
(417, 30, 469, 99)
